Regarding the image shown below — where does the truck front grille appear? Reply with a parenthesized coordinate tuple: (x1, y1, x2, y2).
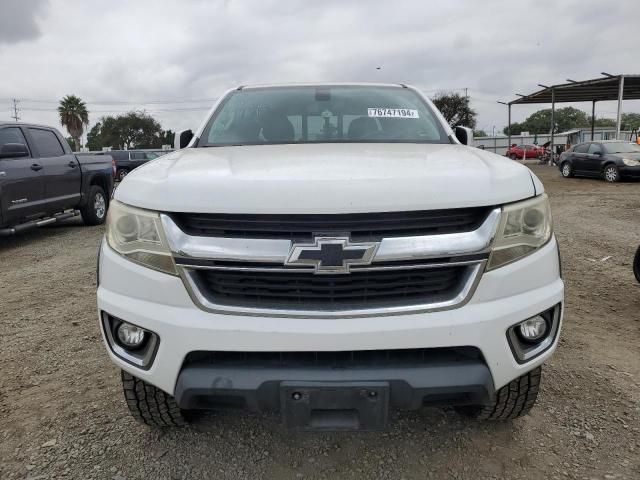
(170, 207, 492, 241)
(165, 208, 499, 317)
(192, 264, 468, 311)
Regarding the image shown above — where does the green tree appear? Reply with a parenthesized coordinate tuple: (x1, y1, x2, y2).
(621, 113, 640, 131)
(504, 107, 592, 136)
(87, 118, 121, 151)
(591, 117, 616, 127)
(161, 130, 175, 147)
(473, 129, 488, 137)
(66, 136, 78, 151)
(86, 122, 103, 151)
(58, 95, 89, 151)
(85, 111, 165, 150)
(504, 108, 640, 135)
(432, 92, 477, 129)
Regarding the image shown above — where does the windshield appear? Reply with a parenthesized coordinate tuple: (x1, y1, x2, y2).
(603, 142, 640, 154)
(198, 86, 450, 146)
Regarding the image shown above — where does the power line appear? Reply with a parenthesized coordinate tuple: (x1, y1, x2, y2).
(19, 106, 211, 113)
(418, 87, 468, 94)
(1, 97, 218, 106)
(2, 97, 216, 117)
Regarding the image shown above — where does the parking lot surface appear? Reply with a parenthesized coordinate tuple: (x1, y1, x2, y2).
(1, 165, 639, 480)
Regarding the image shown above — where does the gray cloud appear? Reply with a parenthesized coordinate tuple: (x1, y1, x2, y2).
(0, 0, 638, 134)
(0, 0, 48, 44)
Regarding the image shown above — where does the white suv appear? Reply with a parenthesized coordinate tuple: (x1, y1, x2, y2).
(97, 83, 563, 431)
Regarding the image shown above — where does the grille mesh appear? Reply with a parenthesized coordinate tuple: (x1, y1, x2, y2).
(171, 207, 491, 241)
(194, 265, 467, 310)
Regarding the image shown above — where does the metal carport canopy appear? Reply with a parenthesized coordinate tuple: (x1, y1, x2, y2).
(509, 75, 640, 104)
(502, 74, 640, 153)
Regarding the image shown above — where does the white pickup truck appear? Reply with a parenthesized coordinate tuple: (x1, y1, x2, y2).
(97, 83, 563, 431)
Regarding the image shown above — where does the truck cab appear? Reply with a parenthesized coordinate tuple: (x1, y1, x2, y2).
(0, 122, 114, 235)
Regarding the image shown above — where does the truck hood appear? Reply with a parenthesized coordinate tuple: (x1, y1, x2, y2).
(115, 143, 537, 214)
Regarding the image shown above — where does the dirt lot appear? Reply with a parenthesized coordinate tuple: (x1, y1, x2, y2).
(1, 165, 639, 480)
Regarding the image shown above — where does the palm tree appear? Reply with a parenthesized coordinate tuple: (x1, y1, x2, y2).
(58, 95, 89, 151)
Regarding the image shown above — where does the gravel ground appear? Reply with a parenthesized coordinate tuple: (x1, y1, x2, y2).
(1, 165, 639, 480)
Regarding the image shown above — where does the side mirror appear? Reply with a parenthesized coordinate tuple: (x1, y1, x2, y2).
(454, 126, 473, 146)
(176, 129, 194, 149)
(0, 143, 29, 159)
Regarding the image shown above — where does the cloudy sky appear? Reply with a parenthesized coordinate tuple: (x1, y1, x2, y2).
(1, 0, 639, 138)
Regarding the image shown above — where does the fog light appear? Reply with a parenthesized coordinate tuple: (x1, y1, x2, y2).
(116, 322, 146, 348)
(519, 315, 547, 342)
(102, 313, 159, 369)
(507, 305, 561, 364)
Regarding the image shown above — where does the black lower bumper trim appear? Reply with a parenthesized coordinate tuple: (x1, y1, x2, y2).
(174, 359, 494, 414)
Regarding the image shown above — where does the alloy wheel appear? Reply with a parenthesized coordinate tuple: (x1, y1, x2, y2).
(604, 166, 619, 182)
(94, 192, 106, 219)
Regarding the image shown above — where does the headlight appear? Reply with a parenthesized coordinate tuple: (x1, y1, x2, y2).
(105, 200, 177, 275)
(488, 194, 552, 270)
(622, 158, 640, 166)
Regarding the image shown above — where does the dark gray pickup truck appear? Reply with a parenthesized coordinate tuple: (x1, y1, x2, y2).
(0, 122, 114, 236)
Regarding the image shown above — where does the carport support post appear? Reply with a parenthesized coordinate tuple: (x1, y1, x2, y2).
(507, 104, 511, 148)
(616, 75, 625, 139)
(591, 100, 596, 140)
(550, 88, 555, 159)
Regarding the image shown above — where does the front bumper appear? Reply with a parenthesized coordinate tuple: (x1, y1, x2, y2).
(619, 165, 640, 178)
(97, 237, 564, 397)
(174, 350, 495, 430)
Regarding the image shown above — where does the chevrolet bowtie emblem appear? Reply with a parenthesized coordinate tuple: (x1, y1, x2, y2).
(285, 237, 379, 274)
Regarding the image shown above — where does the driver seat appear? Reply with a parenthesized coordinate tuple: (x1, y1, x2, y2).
(348, 116, 380, 140)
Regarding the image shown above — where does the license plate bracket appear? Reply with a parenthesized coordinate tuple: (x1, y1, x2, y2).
(280, 381, 389, 431)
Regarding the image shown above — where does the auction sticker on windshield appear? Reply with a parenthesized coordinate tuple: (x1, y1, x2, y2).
(368, 108, 419, 118)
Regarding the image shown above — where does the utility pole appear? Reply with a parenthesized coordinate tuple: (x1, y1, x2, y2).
(464, 88, 469, 125)
(10, 98, 20, 122)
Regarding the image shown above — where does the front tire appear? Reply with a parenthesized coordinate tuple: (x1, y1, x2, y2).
(116, 169, 129, 182)
(457, 367, 541, 420)
(633, 246, 640, 283)
(121, 371, 187, 427)
(561, 162, 573, 178)
(509, 153, 517, 160)
(603, 164, 620, 182)
(80, 185, 107, 226)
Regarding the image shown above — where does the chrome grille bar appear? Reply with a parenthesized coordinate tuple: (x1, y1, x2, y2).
(161, 208, 501, 263)
(174, 257, 487, 273)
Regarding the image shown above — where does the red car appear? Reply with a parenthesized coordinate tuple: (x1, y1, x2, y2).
(506, 144, 543, 160)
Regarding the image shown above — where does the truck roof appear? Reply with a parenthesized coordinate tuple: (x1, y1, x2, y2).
(237, 82, 410, 90)
(0, 121, 60, 129)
